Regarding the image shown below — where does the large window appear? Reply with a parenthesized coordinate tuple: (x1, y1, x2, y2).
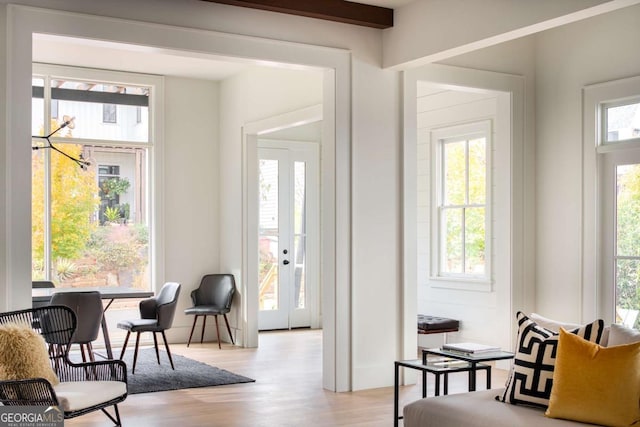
(432, 121, 490, 280)
(31, 64, 156, 293)
(584, 75, 640, 328)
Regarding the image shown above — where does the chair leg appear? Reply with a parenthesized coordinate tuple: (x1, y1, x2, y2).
(153, 332, 161, 365)
(119, 331, 131, 360)
(161, 331, 175, 370)
(132, 332, 141, 374)
(223, 314, 235, 345)
(101, 404, 122, 426)
(80, 344, 88, 363)
(201, 315, 207, 344)
(187, 315, 198, 347)
(87, 342, 96, 363)
(214, 315, 222, 349)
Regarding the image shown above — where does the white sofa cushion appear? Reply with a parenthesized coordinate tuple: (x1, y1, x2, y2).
(403, 389, 590, 427)
(608, 323, 640, 346)
(53, 381, 126, 412)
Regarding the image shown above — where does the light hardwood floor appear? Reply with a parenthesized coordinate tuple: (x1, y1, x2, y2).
(67, 329, 508, 427)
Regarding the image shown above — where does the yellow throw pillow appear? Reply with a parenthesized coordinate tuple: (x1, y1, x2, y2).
(545, 328, 640, 427)
(0, 322, 59, 385)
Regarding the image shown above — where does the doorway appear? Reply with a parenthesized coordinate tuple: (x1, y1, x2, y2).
(257, 140, 319, 330)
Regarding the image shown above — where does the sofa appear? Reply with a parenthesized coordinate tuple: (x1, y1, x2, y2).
(403, 313, 640, 427)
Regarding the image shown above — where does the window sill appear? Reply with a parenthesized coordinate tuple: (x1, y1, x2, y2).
(428, 277, 492, 292)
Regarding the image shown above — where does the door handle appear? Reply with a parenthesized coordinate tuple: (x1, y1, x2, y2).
(283, 260, 290, 265)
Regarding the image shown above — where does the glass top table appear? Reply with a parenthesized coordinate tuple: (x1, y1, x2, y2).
(422, 347, 515, 391)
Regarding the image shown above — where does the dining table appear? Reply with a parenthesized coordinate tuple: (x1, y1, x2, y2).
(32, 286, 154, 359)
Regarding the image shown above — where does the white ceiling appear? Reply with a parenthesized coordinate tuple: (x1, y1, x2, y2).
(32, 1, 414, 82)
(33, 34, 262, 81)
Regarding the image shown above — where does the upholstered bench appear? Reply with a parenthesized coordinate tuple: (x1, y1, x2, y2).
(417, 315, 459, 335)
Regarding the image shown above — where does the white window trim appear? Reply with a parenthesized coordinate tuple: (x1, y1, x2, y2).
(599, 97, 640, 149)
(582, 74, 640, 324)
(430, 120, 492, 287)
(32, 63, 164, 291)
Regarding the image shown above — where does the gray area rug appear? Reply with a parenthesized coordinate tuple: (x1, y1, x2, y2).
(121, 348, 255, 394)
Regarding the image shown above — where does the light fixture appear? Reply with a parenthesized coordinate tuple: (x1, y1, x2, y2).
(32, 116, 90, 169)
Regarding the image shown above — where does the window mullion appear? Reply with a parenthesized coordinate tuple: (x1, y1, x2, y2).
(44, 76, 53, 281)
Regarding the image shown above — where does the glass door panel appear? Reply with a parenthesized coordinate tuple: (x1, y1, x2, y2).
(259, 159, 280, 311)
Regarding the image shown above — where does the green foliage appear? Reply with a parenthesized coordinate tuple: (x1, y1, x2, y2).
(101, 177, 130, 200)
(87, 224, 148, 272)
(104, 206, 121, 222)
(55, 258, 78, 281)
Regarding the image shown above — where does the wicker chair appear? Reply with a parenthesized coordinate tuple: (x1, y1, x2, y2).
(0, 306, 127, 426)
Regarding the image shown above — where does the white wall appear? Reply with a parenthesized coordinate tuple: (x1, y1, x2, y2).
(351, 63, 401, 390)
(416, 87, 504, 349)
(162, 76, 220, 341)
(534, 4, 640, 323)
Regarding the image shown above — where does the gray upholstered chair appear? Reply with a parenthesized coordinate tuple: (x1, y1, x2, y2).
(50, 291, 104, 363)
(117, 282, 181, 373)
(184, 274, 236, 349)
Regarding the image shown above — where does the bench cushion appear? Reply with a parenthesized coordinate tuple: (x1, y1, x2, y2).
(417, 315, 459, 333)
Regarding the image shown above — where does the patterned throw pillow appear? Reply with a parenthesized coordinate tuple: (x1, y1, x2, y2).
(498, 312, 604, 408)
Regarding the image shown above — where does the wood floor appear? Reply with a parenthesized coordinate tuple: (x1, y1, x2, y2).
(66, 329, 508, 427)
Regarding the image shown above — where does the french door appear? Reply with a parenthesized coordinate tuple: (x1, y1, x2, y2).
(600, 148, 640, 329)
(257, 141, 318, 330)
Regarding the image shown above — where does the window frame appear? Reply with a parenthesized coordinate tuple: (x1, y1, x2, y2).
(32, 63, 164, 291)
(600, 97, 640, 147)
(102, 103, 117, 124)
(431, 120, 492, 285)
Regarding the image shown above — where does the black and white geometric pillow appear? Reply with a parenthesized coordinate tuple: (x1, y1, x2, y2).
(498, 311, 604, 408)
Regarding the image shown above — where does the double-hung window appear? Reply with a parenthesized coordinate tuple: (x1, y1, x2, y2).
(31, 64, 161, 292)
(432, 121, 491, 281)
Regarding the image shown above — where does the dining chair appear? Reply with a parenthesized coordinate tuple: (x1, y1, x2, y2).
(117, 282, 181, 374)
(50, 291, 104, 363)
(184, 274, 236, 349)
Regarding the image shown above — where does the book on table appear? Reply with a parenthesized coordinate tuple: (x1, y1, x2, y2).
(441, 342, 501, 354)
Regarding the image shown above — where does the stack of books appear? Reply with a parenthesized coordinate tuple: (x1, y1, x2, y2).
(441, 342, 501, 355)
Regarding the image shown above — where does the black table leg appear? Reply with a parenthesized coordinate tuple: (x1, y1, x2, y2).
(487, 365, 491, 389)
(422, 370, 427, 398)
(443, 372, 449, 395)
(394, 362, 400, 427)
(469, 362, 477, 391)
(435, 373, 440, 397)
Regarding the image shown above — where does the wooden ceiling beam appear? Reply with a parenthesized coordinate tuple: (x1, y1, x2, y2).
(202, 0, 394, 29)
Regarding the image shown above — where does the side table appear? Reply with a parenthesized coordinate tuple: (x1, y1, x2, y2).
(393, 358, 490, 427)
(421, 348, 515, 391)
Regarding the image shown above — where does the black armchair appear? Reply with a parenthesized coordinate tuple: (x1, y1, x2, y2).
(117, 282, 181, 373)
(185, 274, 236, 349)
(0, 306, 127, 426)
